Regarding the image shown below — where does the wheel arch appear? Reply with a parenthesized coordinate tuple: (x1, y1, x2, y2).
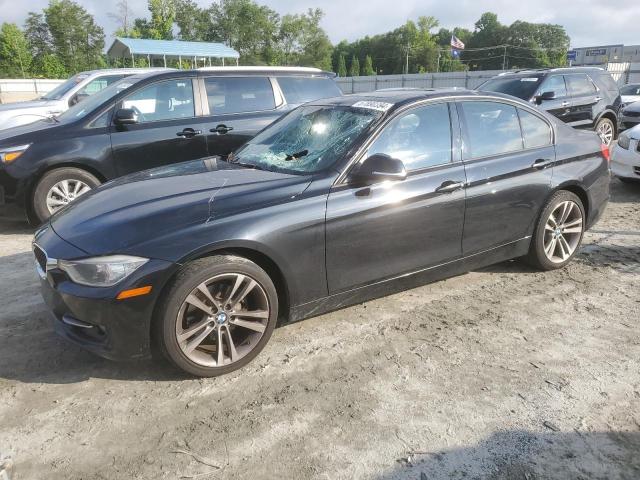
(595, 109, 619, 137)
(25, 162, 109, 224)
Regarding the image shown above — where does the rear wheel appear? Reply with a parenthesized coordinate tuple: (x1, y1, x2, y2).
(595, 117, 615, 146)
(156, 255, 278, 377)
(32, 167, 100, 223)
(526, 191, 585, 270)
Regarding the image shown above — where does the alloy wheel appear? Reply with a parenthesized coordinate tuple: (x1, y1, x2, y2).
(175, 273, 270, 368)
(543, 200, 583, 263)
(596, 120, 614, 146)
(46, 179, 92, 214)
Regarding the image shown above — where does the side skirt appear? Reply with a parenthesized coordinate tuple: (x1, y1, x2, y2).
(287, 237, 531, 324)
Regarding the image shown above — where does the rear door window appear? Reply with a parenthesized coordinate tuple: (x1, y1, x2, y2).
(204, 77, 275, 115)
(518, 109, 552, 148)
(277, 77, 342, 104)
(460, 101, 523, 159)
(566, 74, 597, 96)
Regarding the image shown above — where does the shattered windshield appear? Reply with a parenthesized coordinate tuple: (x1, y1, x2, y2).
(232, 105, 382, 174)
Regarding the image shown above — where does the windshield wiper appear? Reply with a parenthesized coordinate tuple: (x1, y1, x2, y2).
(285, 149, 308, 161)
(223, 152, 263, 170)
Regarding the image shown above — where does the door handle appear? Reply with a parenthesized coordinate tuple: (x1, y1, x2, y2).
(435, 180, 464, 194)
(210, 124, 234, 135)
(176, 128, 202, 138)
(532, 158, 553, 169)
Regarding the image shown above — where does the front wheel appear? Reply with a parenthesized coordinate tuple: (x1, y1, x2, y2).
(156, 255, 278, 377)
(526, 191, 586, 270)
(32, 167, 100, 224)
(595, 117, 615, 146)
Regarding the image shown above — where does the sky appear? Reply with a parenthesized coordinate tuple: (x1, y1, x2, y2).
(0, 0, 638, 48)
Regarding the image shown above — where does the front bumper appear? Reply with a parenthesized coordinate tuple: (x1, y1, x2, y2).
(34, 225, 178, 361)
(611, 141, 640, 180)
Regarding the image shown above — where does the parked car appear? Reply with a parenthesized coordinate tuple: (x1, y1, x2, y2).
(620, 83, 640, 107)
(611, 124, 640, 183)
(33, 89, 610, 377)
(619, 101, 640, 131)
(0, 67, 341, 223)
(0, 68, 165, 131)
(478, 67, 622, 146)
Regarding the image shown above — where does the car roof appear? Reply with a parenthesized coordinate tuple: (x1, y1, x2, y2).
(197, 66, 336, 77)
(78, 68, 173, 76)
(496, 67, 607, 77)
(308, 88, 521, 109)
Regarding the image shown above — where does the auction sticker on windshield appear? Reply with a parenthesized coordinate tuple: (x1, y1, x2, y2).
(352, 101, 394, 112)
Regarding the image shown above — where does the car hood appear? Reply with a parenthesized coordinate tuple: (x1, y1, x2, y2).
(622, 101, 640, 112)
(621, 95, 640, 105)
(0, 99, 54, 113)
(0, 118, 61, 144)
(50, 157, 313, 256)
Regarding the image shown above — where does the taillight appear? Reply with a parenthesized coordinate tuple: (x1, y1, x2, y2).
(600, 143, 610, 163)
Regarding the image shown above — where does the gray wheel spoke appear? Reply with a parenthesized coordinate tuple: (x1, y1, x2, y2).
(232, 279, 256, 308)
(51, 186, 66, 198)
(196, 283, 219, 310)
(216, 327, 224, 365)
(230, 317, 266, 333)
(224, 274, 245, 305)
(234, 310, 268, 319)
(563, 225, 583, 234)
(558, 235, 571, 260)
(558, 202, 573, 224)
(224, 326, 238, 362)
(177, 318, 211, 342)
(545, 237, 557, 256)
(185, 294, 215, 315)
(184, 325, 215, 353)
(562, 218, 582, 229)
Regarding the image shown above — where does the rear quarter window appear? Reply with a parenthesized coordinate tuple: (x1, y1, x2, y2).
(277, 77, 342, 104)
(598, 73, 621, 93)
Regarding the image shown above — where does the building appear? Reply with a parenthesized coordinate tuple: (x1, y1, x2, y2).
(571, 44, 640, 66)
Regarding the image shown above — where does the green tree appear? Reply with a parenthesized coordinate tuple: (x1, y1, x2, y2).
(337, 53, 347, 77)
(174, 0, 212, 41)
(362, 54, 375, 75)
(39, 0, 105, 74)
(0, 23, 32, 77)
(109, 0, 133, 37)
(349, 55, 360, 76)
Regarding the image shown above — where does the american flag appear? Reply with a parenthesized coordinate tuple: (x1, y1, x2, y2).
(450, 35, 465, 50)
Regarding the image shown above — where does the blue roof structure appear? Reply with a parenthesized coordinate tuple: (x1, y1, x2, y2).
(108, 37, 240, 59)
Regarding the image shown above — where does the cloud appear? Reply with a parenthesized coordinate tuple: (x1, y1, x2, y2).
(1, 0, 638, 49)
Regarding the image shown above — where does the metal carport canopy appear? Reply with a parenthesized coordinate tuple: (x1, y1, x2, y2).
(107, 37, 240, 66)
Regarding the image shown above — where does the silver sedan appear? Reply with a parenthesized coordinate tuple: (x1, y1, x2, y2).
(611, 124, 640, 183)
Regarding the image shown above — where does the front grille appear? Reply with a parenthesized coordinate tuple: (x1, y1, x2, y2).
(33, 244, 47, 272)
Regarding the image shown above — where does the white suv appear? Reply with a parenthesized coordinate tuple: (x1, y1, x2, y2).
(0, 68, 169, 131)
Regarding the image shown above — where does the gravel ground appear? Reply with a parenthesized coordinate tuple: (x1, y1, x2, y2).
(0, 179, 639, 480)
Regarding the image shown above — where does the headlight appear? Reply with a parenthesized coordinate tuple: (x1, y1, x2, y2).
(618, 132, 631, 150)
(0, 144, 31, 164)
(58, 255, 148, 287)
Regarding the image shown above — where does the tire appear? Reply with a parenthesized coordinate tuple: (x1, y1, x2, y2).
(595, 117, 615, 146)
(32, 167, 101, 224)
(155, 255, 278, 377)
(526, 190, 586, 271)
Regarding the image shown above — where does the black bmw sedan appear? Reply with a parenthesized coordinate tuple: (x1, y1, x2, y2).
(34, 89, 610, 377)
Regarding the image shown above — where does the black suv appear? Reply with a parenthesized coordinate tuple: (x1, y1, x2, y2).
(0, 67, 341, 223)
(479, 67, 621, 146)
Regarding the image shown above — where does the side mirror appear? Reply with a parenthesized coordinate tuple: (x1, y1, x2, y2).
(114, 108, 139, 125)
(351, 153, 407, 184)
(535, 91, 556, 104)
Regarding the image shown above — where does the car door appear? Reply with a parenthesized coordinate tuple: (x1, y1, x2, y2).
(325, 102, 466, 294)
(535, 75, 571, 122)
(199, 76, 284, 157)
(564, 74, 600, 128)
(457, 100, 555, 255)
(110, 77, 209, 176)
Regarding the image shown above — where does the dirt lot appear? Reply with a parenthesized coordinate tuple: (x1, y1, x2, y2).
(0, 179, 639, 480)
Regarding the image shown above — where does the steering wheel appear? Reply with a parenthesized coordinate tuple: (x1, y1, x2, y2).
(130, 105, 147, 122)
